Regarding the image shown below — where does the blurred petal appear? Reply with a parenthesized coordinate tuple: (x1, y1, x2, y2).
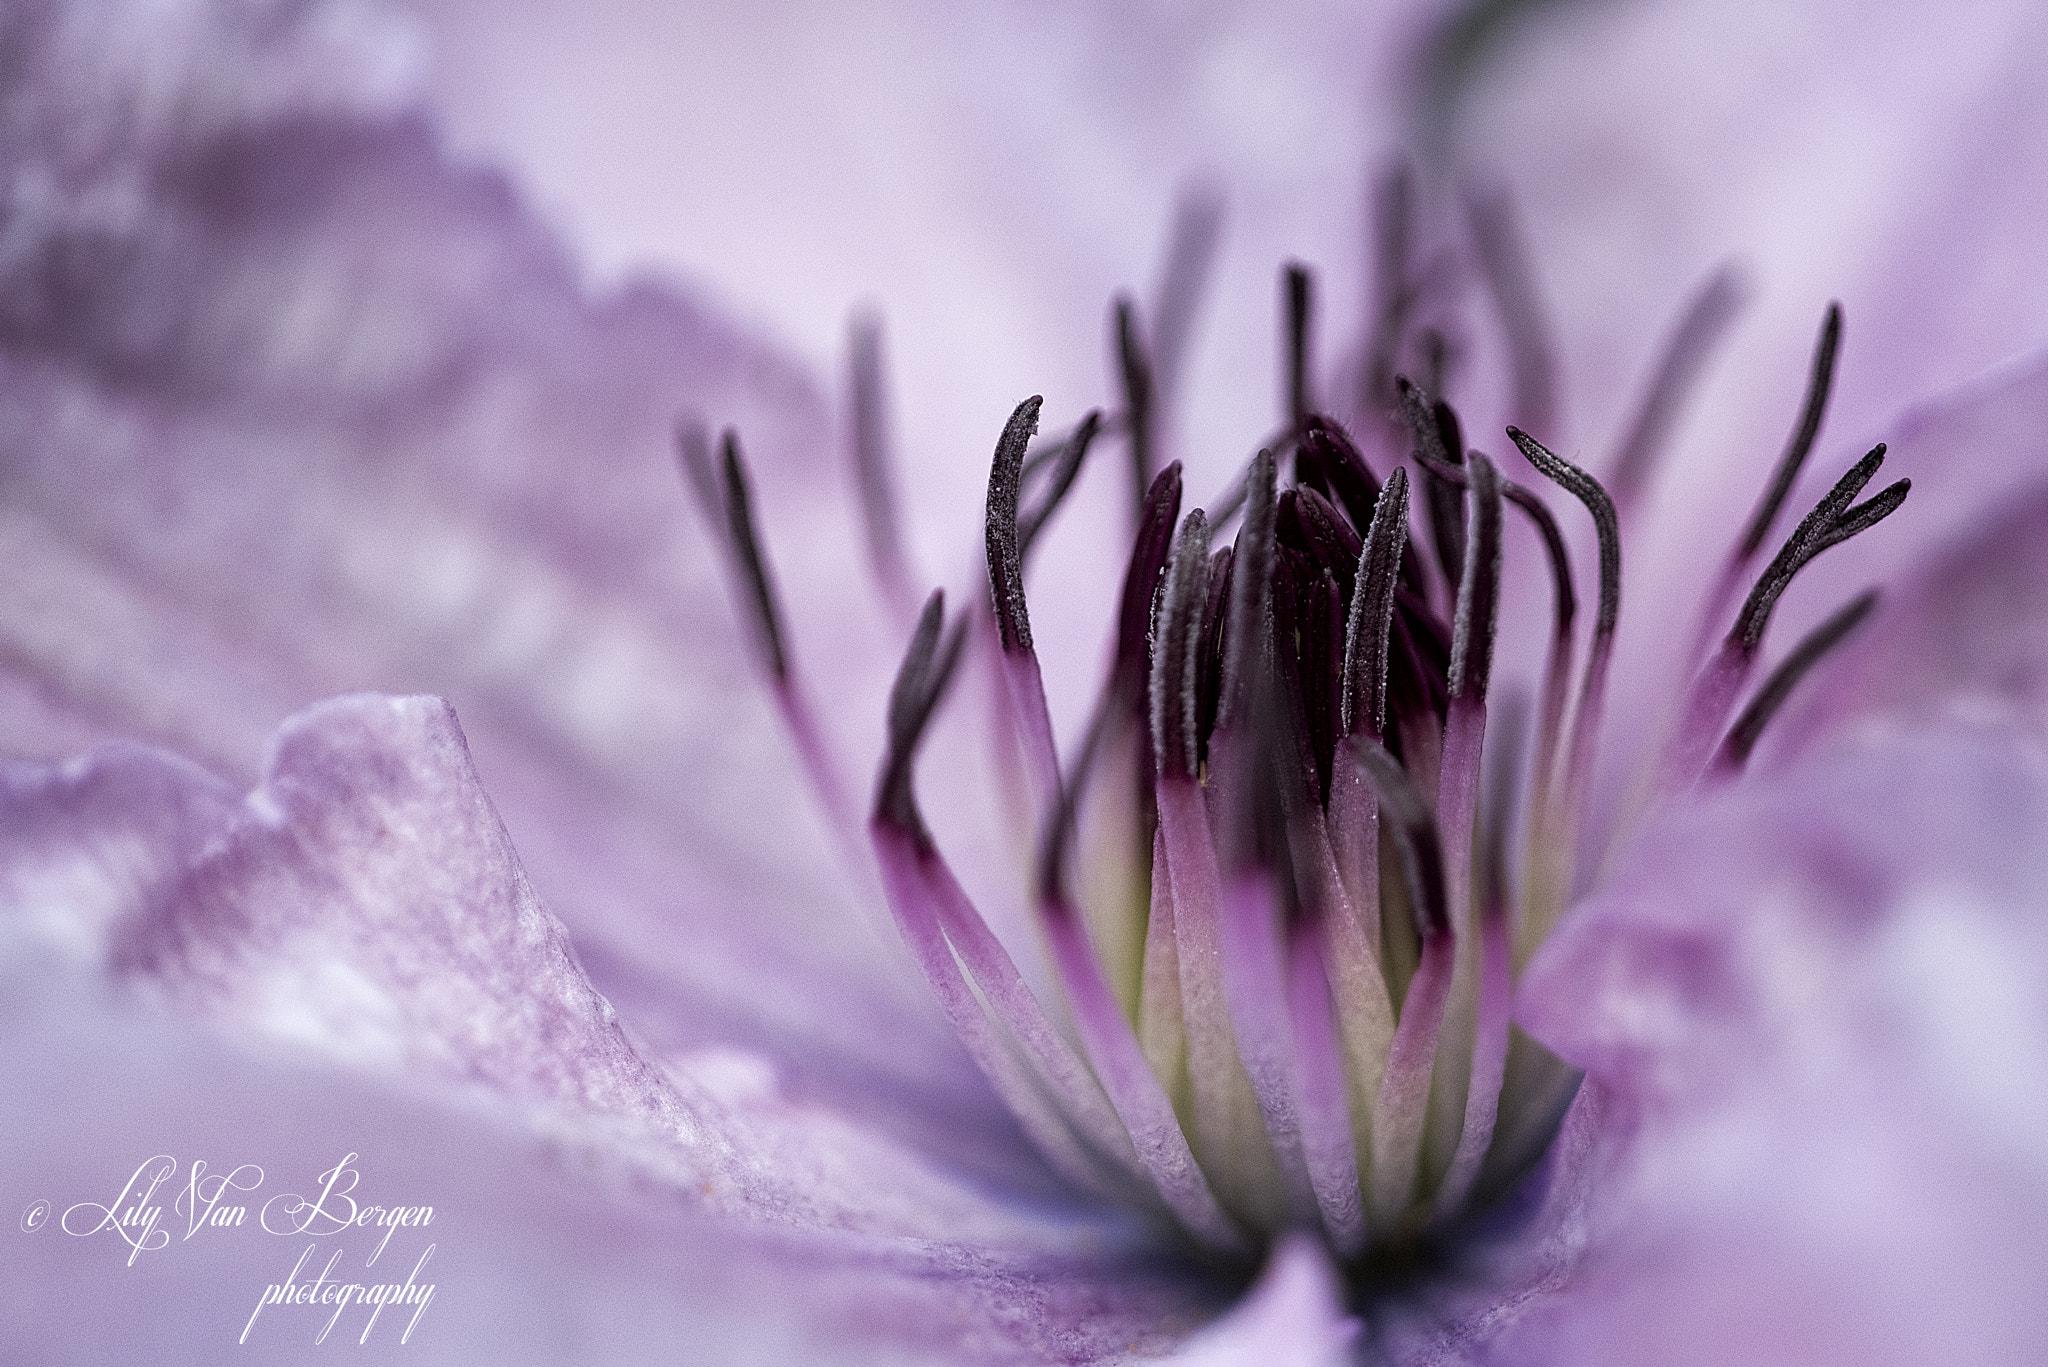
(1447, 0, 2048, 465)
(0, 0, 999, 1122)
(400, 0, 1443, 501)
(1513, 723, 2048, 1365)
(1, 693, 1224, 1363)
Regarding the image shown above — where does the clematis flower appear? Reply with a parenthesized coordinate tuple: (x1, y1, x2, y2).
(5, 1, 2048, 1364)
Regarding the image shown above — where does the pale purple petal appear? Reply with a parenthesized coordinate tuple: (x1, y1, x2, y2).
(0, 0, 1002, 1125)
(1509, 724, 2048, 1366)
(1, 693, 1223, 1362)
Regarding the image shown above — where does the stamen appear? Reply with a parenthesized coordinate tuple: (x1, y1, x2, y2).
(1116, 297, 1159, 521)
(1508, 426, 1621, 915)
(1508, 428, 1620, 648)
(1661, 450, 1900, 798)
(1269, 550, 1333, 809)
(1286, 922, 1367, 1254)
(1713, 589, 1879, 775)
(1398, 435, 1577, 650)
(1466, 188, 1558, 439)
(1220, 450, 1279, 728)
(1150, 510, 1212, 781)
(1149, 184, 1226, 406)
(1684, 303, 1848, 675)
(1736, 302, 1844, 562)
(1350, 739, 1448, 939)
(1037, 681, 1250, 1251)
(677, 420, 861, 851)
(848, 310, 913, 607)
(1433, 691, 1526, 1220)
(1348, 736, 1452, 1230)
(1423, 451, 1501, 1196)
(985, 396, 1045, 654)
(1115, 460, 1187, 720)
(1399, 378, 1467, 599)
(1292, 486, 1364, 602)
(874, 595, 1218, 1227)
(1341, 466, 1409, 738)
(1296, 417, 1382, 528)
(1019, 408, 1104, 559)
(1448, 451, 1504, 702)
(1607, 268, 1745, 515)
(1732, 444, 1895, 653)
(1194, 545, 1234, 767)
(877, 591, 964, 845)
(984, 397, 1065, 814)
(715, 430, 791, 682)
(1285, 262, 1314, 429)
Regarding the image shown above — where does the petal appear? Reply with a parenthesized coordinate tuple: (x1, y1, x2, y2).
(0, 0, 990, 1100)
(1511, 724, 2048, 1365)
(402, 0, 1442, 505)
(1446, 0, 2048, 469)
(1, 693, 1226, 1362)
(1158, 1235, 1357, 1367)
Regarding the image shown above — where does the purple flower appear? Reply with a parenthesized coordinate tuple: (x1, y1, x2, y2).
(4, 1, 2048, 1363)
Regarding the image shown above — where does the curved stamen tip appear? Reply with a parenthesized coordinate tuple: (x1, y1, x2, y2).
(1733, 443, 1902, 654)
(986, 396, 1046, 653)
(1509, 426, 1621, 642)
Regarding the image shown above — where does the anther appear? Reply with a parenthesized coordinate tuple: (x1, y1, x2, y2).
(1294, 485, 1364, 601)
(1221, 449, 1279, 727)
(1509, 428, 1621, 645)
(1019, 409, 1104, 559)
(1732, 444, 1899, 654)
(1399, 377, 1467, 595)
(1449, 451, 1504, 701)
(1150, 510, 1212, 781)
(985, 396, 1045, 653)
(1341, 466, 1409, 738)
(1736, 302, 1843, 562)
(877, 590, 964, 843)
(1399, 436, 1577, 648)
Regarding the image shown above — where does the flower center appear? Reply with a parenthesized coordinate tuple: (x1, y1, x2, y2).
(687, 192, 1907, 1276)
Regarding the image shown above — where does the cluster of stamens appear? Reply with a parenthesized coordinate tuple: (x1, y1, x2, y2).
(678, 194, 1907, 1276)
